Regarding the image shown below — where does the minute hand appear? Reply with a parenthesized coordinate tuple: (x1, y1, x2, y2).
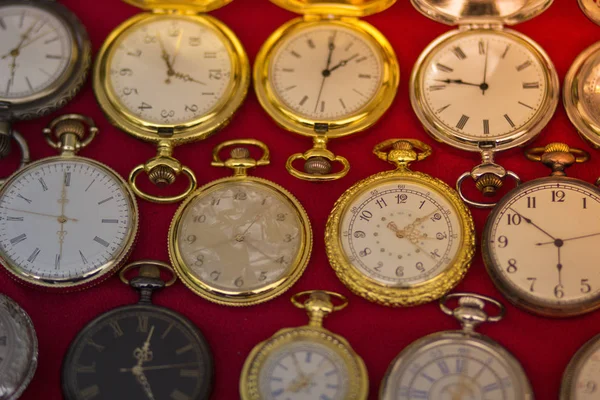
(435, 79, 481, 87)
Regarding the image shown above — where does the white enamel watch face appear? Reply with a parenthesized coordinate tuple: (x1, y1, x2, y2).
(107, 16, 233, 125)
(339, 179, 463, 286)
(0, 159, 135, 284)
(419, 31, 548, 140)
(563, 336, 600, 399)
(269, 24, 384, 121)
(383, 337, 528, 399)
(484, 179, 600, 315)
(258, 341, 350, 399)
(0, 4, 74, 101)
(175, 182, 304, 293)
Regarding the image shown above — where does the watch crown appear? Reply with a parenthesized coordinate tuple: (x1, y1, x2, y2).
(392, 140, 414, 151)
(304, 156, 332, 175)
(230, 147, 250, 160)
(54, 120, 86, 140)
(148, 165, 177, 187)
(544, 142, 571, 154)
(475, 173, 503, 197)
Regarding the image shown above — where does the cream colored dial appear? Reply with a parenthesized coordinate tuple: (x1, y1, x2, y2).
(175, 182, 304, 292)
(420, 32, 547, 139)
(339, 180, 462, 286)
(484, 179, 600, 315)
(270, 24, 383, 121)
(258, 341, 350, 400)
(107, 16, 232, 125)
(0, 4, 73, 100)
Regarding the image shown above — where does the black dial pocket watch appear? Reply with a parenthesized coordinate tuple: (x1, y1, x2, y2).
(62, 260, 214, 400)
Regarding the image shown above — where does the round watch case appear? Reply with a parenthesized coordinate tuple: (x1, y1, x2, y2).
(560, 334, 600, 399)
(0, 293, 38, 400)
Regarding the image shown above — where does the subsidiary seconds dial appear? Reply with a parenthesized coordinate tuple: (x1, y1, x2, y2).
(483, 179, 600, 316)
(340, 181, 462, 286)
(270, 24, 383, 121)
(0, 160, 136, 285)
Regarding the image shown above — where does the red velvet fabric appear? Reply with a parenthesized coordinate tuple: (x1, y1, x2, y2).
(2, 0, 600, 398)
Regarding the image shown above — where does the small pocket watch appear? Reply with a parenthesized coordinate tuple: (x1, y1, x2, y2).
(0, 0, 91, 183)
(0, 293, 37, 400)
(0, 114, 138, 290)
(62, 260, 214, 400)
(94, 0, 250, 203)
(254, 0, 400, 181)
(169, 139, 312, 306)
(564, 6, 600, 148)
(240, 290, 368, 400)
(410, 0, 560, 208)
(325, 139, 475, 307)
(380, 293, 534, 400)
(561, 334, 600, 399)
(482, 143, 600, 317)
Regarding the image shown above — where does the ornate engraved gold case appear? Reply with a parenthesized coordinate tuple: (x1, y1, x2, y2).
(0, 0, 91, 184)
(325, 139, 475, 307)
(561, 334, 600, 399)
(240, 291, 368, 400)
(410, 0, 559, 208)
(0, 115, 138, 291)
(482, 143, 600, 317)
(93, 0, 250, 203)
(254, 0, 399, 181)
(169, 139, 312, 306)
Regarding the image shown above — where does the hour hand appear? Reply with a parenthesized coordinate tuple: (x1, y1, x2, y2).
(435, 78, 481, 87)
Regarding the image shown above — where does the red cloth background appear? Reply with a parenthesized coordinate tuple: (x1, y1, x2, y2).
(2, 0, 600, 398)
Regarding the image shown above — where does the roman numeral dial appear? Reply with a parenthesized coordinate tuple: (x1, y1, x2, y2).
(420, 32, 549, 139)
(270, 24, 384, 121)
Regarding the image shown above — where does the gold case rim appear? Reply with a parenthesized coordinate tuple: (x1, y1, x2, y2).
(168, 176, 313, 307)
(93, 12, 250, 146)
(270, 0, 396, 18)
(325, 169, 476, 307)
(253, 17, 399, 139)
(122, 0, 234, 13)
(239, 326, 369, 400)
(0, 156, 139, 291)
(410, 28, 559, 153)
(481, 176, 600, 318)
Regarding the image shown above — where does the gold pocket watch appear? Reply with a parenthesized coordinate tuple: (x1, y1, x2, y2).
(380, 293, 534, 399)
(254, 0, 400, 181)
(240, 290, 368, 400)
(482, 143, 600, 317)
(93, 0, 250, 203)
(564, 3, 600, 148)
(169, 139, 312, 306)
(325, 139, 475, 307)
(410, 0, 560, 208)
(0, 0, 91, 183)
(0, 115, 138, 290)
(561, 334, 600, 399)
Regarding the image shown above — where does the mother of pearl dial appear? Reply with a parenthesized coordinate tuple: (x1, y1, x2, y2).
(386, 341, 522, 399)
(485, 181, 600, 310)
(258, 341, 349, 400)
(270, 24, 383, 121)
(176, 182, 303, 292)
(340, 181, 462, 285)
(0, 161, 134, 281)
(580, 61, 600, 122)
(0, 4, 73, 100)
(567, 338, 600, 399)
(421, 32, 546, 139)
(108, 16, 232, 125)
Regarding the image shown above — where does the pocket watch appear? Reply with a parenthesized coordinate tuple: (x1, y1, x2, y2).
(62, 260, 214, 400)
(93, 0, 250, 203)
(325, 139, 475, 307)
(578, 0, 600, 25)
(380, 293, 534, 400)
(0, 293, 38, 400)
(561, 334, 600, 399)
(0, 114, 138, 290)
(410, 0, 560, 208)
(0, 0, 91, 183)
(169, 139, 312, 306)
(240, 290, 368, 400)
(482, 143, 600, 317)
(254, 0, 400, 181)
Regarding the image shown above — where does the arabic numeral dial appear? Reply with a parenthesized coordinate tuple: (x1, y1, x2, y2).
(487, 182, 600, 313)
